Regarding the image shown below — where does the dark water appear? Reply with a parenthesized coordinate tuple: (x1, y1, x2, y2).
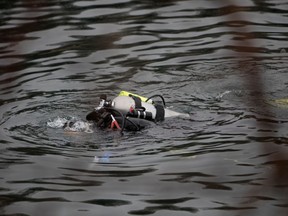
(1, 0, 288, 215)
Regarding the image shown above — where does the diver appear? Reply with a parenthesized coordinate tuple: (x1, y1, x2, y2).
(85, 91, 189, 133)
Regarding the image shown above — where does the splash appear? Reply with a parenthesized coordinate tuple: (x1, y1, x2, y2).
(215, 90, 243, 102)
(47, 116, 68, 128)
(47, 117, 93, 133)
(64, 120, 93, 133)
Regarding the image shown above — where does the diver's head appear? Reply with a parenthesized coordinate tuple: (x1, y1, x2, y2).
(86, 109, 103, 122)
(86, 108, 112, 128)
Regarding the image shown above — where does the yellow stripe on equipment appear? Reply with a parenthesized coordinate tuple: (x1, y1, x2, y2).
(119, 91, 152, 103)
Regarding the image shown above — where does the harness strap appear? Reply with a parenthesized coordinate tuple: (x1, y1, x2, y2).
(154, 104, 165, 122)
(129, 94, 144, 110)
(129, 94, 165, 122)
(96, 111, 111, 127)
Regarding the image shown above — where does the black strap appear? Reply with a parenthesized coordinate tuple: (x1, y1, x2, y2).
(96, 112, 111, 127)
(129, 94, 164, 121)
(154, 104, 165, 122)
(129, 95, 143, 110)
(145, 94, 166, 107)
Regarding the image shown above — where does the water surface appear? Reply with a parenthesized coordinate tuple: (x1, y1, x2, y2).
(1, 0, 288, 215)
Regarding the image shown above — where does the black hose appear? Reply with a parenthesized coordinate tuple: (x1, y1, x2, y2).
(145, 94, 166, 107)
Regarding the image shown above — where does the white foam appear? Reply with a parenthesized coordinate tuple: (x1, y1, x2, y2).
(64, 120, 93, 133)
(47, 117, 93, 133)
(47, 116, 68, 128)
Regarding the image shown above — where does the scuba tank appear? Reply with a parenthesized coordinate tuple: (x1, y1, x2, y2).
(112, 96, 157, 120)
(112, 91, 187, 120)
(111, 91, 165, 122)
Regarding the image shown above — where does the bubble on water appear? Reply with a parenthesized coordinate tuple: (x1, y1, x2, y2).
(46, 117, 93, 133)
(47, 116, 68, 128)
(64, 120, 93, 133)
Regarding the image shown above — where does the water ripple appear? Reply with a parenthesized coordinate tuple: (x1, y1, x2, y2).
(1, 0, 288, 216)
